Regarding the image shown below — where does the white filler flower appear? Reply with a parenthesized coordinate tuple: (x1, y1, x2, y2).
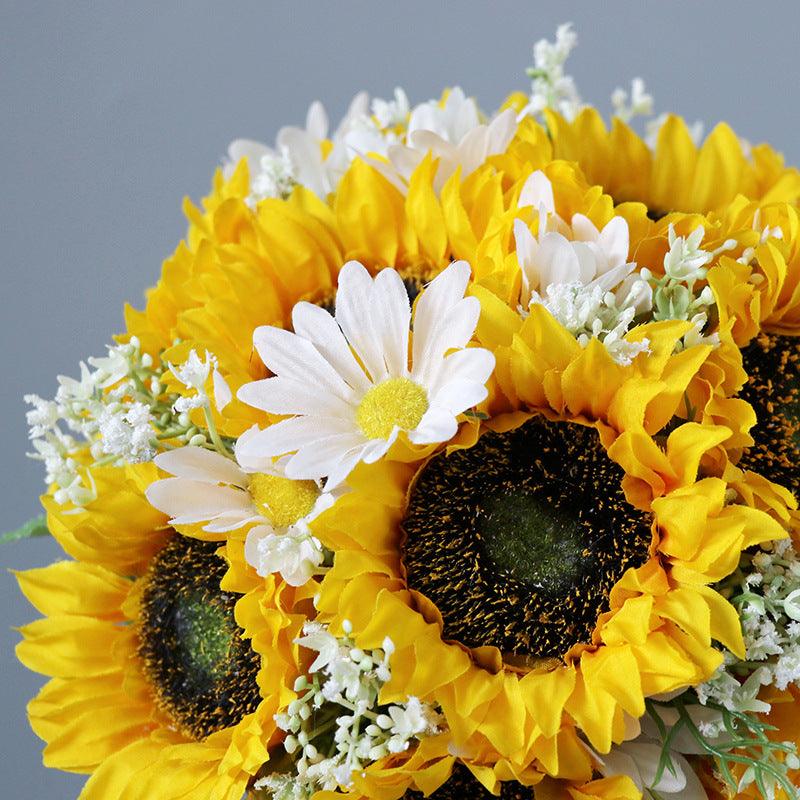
(237, 260, 495, 487)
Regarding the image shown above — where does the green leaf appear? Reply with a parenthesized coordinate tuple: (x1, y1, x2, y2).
(1, 515, 49, 544)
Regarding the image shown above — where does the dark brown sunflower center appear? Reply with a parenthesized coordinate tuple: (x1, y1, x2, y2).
(138, 535, 260, 740)
(738, 333, 800, 496)
(646, 207, 669, 222)
(402, 763, 534, 799)
(401, 417, 653, 661)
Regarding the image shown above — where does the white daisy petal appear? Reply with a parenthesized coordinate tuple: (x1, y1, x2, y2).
(536, 232, 582, 287)
(569, 213, 600, 243)
(212, 369, 233, 411)
(322, 450, 369, 490)
(251, 325, 355, 401)
(276, 126, 327, 197)
(598, 215, 630, 271)
(412, 262, 471, 358)
(429, 348, 496, 397)
(411, 297, 481, 386)
(145, 478, 252, 528)
(519, 170, 556, 212)
(304, 100, 329, 141)
(291, 302, 371, 394)
(287, 436, 369, 485)
(237, 376, 354, 418)
(236, 416, 356, 463)
(457, 126, 490, 176)
(572, 241, 599, 284)
(429, 379, 489, 417)
(334, 261, 390, 382)
(153, 446, 247, 488)
(360, 433, 397, 463)
(224, 139, 272, 179)
(411, 261, 473, 369)
(372, 267, 411, 377)
(486, 108, 518, 154)
(408, 408, 459, 445)
(203, 512, 263, 534)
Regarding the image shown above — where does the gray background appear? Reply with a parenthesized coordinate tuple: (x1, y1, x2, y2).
(2, 2, 799, 797)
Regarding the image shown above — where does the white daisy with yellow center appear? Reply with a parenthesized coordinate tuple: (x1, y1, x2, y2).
(236, 260, 495, 488)
(145, 435, 335, 586)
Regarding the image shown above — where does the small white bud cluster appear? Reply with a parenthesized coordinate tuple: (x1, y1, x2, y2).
(737, 208, 784, 269)
(521, 23, 583, 121)
(249, 148, 298, 205)
(611, 78, 654, 124)
(25, 342, 231, 506)
(644, 225, 736, 352)
(698, 538, 800, 716)
(255, 621, 442, 799)
(530, 280, 651, 366)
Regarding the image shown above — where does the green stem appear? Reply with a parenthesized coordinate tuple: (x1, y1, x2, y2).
(1, 515, 49, 544)
(203, 406, 230, 456)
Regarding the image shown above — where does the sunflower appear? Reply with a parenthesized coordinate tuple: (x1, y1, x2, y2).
(698, 199, 800, 515)
(309, 402, 785, 791)
(506, 105, 800, 216)
(15, 462, 306, 800)
(122, 151, 790, 795)
(127, 148, 649, 440)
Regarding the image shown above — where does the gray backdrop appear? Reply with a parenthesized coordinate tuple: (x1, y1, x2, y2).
(2, 2, 799, 797)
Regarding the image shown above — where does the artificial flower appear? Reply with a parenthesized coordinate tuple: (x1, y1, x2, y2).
(15, 23, 800, 800)
(15, 463, 306, 799)
(225, 92, 370, 203)
(236, 259, 495, 487)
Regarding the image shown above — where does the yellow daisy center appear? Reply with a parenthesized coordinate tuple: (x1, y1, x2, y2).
(356, 378, 428, 440)
(249, 473, 320, 528)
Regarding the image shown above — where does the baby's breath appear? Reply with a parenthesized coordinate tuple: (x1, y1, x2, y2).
(254, 622, 442, 800)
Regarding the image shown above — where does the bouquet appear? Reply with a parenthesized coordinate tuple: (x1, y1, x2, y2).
(12, 24, 800, 800)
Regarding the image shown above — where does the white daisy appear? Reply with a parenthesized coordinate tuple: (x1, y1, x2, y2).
(350, 87, 517, 194)
(236, 260, 495, 488)
(514, 170, 636, 305)
(225, 92, 370, 202)
(144, 434, 335, 586)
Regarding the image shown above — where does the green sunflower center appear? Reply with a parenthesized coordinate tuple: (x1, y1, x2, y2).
(739, 333, 800, 496)
(138, 535, 261, 740)
(401, 417, 653, 661)
(480, 492, 586, 594)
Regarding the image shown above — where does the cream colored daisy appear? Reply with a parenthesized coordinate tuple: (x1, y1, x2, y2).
(236, 260, 495, 487)
(514, 170, 634, 302)
(351, 87, 517, 194)
(144, 437, 335, 585)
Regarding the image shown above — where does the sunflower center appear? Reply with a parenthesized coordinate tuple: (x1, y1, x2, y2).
(480, 493, 586, 593)
(401, 417, 653, 661)
(316, 265, 433, 314)
(402, 763, 533, 799)
(356, 378, 428, 440)
(250, 473, 319, 528)
(739, 333, 800, 496)
(138, 535, 261, 740)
